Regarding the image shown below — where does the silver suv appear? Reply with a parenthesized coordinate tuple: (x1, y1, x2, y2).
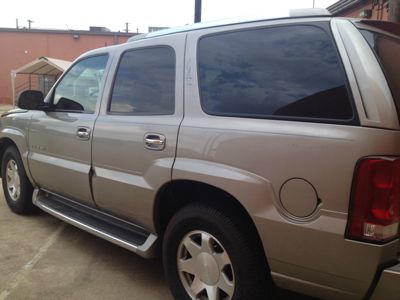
(1, 9, 399, 300)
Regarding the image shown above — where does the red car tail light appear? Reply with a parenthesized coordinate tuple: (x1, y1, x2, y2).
(346, 156, 400, 243)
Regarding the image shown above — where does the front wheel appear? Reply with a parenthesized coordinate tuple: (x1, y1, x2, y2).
(1, 146, 34, 214)
(163, 203, 271, 300)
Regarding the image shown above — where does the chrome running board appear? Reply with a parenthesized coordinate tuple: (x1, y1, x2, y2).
(32, 188, 158, 258)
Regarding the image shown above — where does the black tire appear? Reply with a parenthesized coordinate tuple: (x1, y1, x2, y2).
(1, 145, 34, 214)
(163, 203, 271, 300)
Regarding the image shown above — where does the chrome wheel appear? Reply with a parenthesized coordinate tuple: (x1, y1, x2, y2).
(177, 230, 235, 300)
(6, 159, 20, 201)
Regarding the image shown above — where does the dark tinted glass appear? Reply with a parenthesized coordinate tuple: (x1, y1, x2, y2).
(361, 30, 400, 114)
(110, 47, 175, 115)
(198, 25, 353, 121)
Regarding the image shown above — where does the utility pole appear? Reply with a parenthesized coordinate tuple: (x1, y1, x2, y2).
(125, 22, 130, 33)
(313, 0, 316, 8)
(195, 0, 202, 23)
(27, 19, 34, 29)
(389, 0, 400, 22)
(16, 18, 19, 29)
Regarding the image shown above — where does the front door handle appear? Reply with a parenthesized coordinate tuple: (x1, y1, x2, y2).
(76, 127, 91, 140)
(144, 133, 166, 151)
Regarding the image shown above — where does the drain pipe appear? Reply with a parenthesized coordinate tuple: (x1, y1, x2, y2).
(389, 0, 400, 22)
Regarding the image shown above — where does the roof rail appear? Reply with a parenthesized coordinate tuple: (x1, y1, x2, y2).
(127, 8, 331, 43)
(127, 33, 148, 42)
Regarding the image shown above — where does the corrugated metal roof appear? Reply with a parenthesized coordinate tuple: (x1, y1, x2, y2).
(12, 57, 72, 75)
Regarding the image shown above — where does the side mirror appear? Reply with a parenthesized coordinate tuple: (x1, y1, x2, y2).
(17, 90, 44, 110)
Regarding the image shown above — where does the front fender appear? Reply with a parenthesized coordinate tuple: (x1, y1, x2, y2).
(0, 111, 35, 185)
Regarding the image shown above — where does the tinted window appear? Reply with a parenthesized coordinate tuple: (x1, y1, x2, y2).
(361, 30, 400, 114)
(110, 47, 175, 115)
(53, 55, 108, 113)
(198, 25, 354, 121)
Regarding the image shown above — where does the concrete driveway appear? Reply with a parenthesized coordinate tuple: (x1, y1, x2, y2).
(0, 194, 171, 300)
(0, 185, 315, 300)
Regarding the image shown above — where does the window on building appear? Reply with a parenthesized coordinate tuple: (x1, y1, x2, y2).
(198, 25, 354, 122)
(109, 47, 175, 115)
(53, 55, 108, 113)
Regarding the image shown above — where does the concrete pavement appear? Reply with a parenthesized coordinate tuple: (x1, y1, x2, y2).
(0, 184, 315, 300)
(0, 190, 172, 300)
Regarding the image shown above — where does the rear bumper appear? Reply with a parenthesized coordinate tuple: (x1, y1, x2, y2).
(370, 260, 400, 300)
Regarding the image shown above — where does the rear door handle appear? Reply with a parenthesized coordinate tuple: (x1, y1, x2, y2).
(144, 133, 166, 151)
(76, 127, 91, 140)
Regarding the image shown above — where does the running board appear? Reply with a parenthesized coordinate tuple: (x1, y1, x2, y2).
(32, 188, 158, 258)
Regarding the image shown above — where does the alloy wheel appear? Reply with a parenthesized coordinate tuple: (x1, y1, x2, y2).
(177, 230, 235, 300)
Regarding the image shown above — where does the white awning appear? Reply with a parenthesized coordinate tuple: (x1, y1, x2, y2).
(12, 56, 72, 76)
(11, 57, 72, 106)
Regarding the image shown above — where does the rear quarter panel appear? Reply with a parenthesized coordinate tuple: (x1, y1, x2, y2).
(173, 18, 400, 299)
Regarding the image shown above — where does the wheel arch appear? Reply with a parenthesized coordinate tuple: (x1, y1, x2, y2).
(0, 138, 19, 177)
(0, 136, 34, 185)
(154, 179, 272, 280)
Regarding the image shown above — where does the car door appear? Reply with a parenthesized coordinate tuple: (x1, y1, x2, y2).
(91, 33, 185, 230)
(28, 54, 110, 207)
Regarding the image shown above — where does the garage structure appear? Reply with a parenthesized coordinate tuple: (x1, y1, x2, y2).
(11, 57, 72, 106)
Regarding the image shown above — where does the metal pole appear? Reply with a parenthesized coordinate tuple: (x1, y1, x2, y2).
(11, 72, 16, 107)
(195, 0, 202, 23)
(313, 0, 316, 8)
(389, 0, 400, 22)
(27, 19, 34, 29)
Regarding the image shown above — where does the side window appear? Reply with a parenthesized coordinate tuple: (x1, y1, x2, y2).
(198, 25, 354, 122)
(53, 55, 108, 113)
(361, 30, 400, 115)
(109, 47, 175, 115)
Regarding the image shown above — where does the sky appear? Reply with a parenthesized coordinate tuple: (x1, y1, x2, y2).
(0, 0, 338, 33)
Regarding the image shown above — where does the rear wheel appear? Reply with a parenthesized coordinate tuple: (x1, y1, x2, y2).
(1, 146, 34, 214)
(163, 203, 271, 300)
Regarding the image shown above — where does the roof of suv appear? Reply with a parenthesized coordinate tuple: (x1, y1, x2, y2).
(128, 8, 331, 42)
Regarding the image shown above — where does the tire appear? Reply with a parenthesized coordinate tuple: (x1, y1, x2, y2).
(1, 145, 34, 214)
(163, 203, 271, 300)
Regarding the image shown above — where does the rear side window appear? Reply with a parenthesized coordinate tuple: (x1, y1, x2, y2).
(198, 24, 355, 122)
(110, 47, 175, 115)
(361, 30, 400, 113)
